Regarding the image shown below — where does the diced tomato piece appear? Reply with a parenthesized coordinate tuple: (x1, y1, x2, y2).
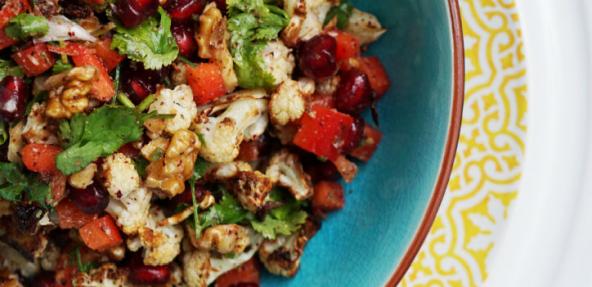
(93, 38, 124, 71)
(0, 0, 29, 28)
(55, 199, 98, 229)
(355, 57, 390, 97)
(71, 46, 115, 101)
(293, 106, 355, 161)
(79, 215, 122, 251)
(312, 181, 345, 212)
(21, 143, 62, 174)
(215, 258, 260, 287)
(334, 31, 360, 62)
(0, 29, 16, 50)
(186, 63, 227, 105)
(12, 43, 55, 76)
(349, 125, 383, 161)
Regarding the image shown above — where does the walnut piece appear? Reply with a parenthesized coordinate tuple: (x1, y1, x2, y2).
(45, 66, 95, 119)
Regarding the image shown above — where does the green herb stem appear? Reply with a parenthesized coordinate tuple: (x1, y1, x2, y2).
(117, 92, 135, 108)
(135, 93, 156, 112)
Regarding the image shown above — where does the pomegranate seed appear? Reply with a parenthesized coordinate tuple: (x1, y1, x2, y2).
(0, 76, 28, 122)
(298, 35, 338, 80)
(113, 0, 158, 28)
(341, 116, 365, 153)
(164, 0, 206, 22)
(171, 22, 197, 58)
(121, 62, 165, 103)
(70, 184, 109, 214)
(129, 262, 171, 285)
(335, 69, 374, 114)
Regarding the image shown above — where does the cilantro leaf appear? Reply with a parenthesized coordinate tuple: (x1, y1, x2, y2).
(56, 106, 147, 175)
(5, 13, 49, 40)
(0, 59, 24, 80)
(250, 196, 308, 239)
(227, 0, 288, 89)
(0, 162, 50, 205)
(324, 1, 354, 29)
(111, 7, 178, 70)
(199, 189, 249, 229)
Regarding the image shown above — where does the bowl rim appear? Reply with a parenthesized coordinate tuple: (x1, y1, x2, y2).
(386, 0, 465, 285)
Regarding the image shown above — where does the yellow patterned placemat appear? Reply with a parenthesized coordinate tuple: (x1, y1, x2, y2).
(400, 1, 527, 286)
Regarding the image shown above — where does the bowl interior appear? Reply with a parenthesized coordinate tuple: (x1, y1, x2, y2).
(262, 1, 456, 285)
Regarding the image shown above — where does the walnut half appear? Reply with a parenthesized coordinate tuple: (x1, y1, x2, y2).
(45, 66, 95, 119)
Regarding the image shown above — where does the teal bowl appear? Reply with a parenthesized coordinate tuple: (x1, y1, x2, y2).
(262, 0, 464, 286)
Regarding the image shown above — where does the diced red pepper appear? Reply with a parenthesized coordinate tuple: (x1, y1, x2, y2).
(47, 43, 90, 56)
(94, 38, 124, 71)
(0, 0, 29, 28)
(79, 215, 122, 251)
(55, 199, 98, 229)
(334, 31, 360, 62)
(349, 125, 383, 161)
(0, 29, 16, 50)
(71, 45, 115, 101)
(355, 57, 390, 97)
(215, 258, 260, 287)
(293, 106, 355, 161)
(186, 63, 227, 105)
(12, 43, 55, 76)
(21, 143, 61, 174)
(312, 181, 345, 213)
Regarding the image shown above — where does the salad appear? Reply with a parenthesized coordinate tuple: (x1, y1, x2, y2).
(0, 0, 390, 286)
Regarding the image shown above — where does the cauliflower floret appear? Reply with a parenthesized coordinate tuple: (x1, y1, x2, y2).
(106, 187, 151, 235)
(139, 207, 184, 266)
(269, 78, 315, 126)
(266, 150, 313, 200)
(182, 250, 211, 287)
(72, 263, 129, 287)
(344, 8, 386, 45)
(258, 220, 318, 277)
(144, 85, 197, 137)
(231, 171, 273, 212)
(101, 153, 140, 199)
(193, 224, 251, 254)
(182, 232, 262, 287)
(7, 121, 24, 163)
(261, 41, 295, 87)
(22, 103, 58, 145)
(205, 161, 253, 180)
(282, 0, 333, 46)
(194, 92, 269, 163)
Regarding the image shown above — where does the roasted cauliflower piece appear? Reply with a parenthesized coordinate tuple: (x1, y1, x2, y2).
(193, 224, 251, 254)
(45, 66, 95, 119)
(101, 153, 140, 199)
(198, 3, 238, 92)
(144, 85, 198, 138)
(144, 130, 201, 198)
(205, 161, 253, 180)
(344, 8, 386, 45)
(182, 250, 211, 287)
(282, 0, 333, 46)
(231, 171, 273, 213)
(72, 263, 129, 287)
(22, 103, 59, 145)
(139, 207, 184, 266)
(194, 92, 268, 163)
(269, 78, 315, 126)
(258, 220, 318, 277)
(266, 150, 313, 200)
(261, 41, 295, 87)
(7, 122, 24, 163)
(106, 187, 152, 235)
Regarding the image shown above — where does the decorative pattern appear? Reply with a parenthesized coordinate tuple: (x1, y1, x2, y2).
(400, 0, 527, 286)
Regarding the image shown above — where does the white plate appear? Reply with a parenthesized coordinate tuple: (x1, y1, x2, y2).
(486, 1, 592, 286)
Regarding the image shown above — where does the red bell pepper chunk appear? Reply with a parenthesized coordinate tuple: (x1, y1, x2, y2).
(79, 215, 122, 251)
(186, 63, 227, 105)
(93, 38, 124, 72)
(355, 57, 391, 97)
(312, 181, 345, 213)
(12, 43, 55, 76)
(21, 143, 62, 174)
(293, 106, 355, 161)
(349, 124, 383, 161)
(334, 31, 361, 62)
(70, 45, 115, 102)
